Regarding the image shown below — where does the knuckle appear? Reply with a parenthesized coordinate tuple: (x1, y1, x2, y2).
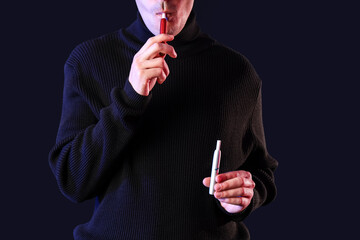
(135, 55, 142, 61)
(237, 197, 244, 206)
(135, 63, 142, 70)
(239, 188, 244, 196)
(242, 197, 249, 206)
(166, 45, 173, 52)
(249, 189, 254, 198)
(221, 191, 227, 198)
(156, 68, 163, 75)
(245, 188, 251, 196)
(134, 58, 142, 68)
(146, 37, 154, 45)
(154, 43, 162, 50)
(237, 176, 244, 185)
(238, 171, 243, 176)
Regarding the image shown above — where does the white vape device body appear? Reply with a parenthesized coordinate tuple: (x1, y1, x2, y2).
(209, 140, 221, 195)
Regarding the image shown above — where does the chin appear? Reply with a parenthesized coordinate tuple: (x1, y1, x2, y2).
(167, 23, 183, 36)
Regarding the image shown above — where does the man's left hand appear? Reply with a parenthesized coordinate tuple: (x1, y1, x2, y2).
(203, 170, 255, 214)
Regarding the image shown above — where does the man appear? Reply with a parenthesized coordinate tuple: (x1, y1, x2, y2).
(49, 0, 278, 239)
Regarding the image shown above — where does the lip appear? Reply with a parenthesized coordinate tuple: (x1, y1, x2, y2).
(156, 12, 175, 22)
(156, 11, 174, 16)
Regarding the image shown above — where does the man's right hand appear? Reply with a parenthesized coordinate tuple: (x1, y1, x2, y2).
(128, 34, 178, 96)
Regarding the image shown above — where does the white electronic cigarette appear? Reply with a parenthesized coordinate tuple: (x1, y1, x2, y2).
(209, 140, 221, 195)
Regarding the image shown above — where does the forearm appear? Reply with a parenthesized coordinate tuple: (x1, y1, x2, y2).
(220, 85, 278, 221)
(49, 64, 150, 202)
(49, 100, 135, 202)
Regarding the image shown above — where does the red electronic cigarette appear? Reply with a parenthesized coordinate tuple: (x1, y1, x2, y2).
(160, 12, 167, 34)
(159, 12, 167, 57)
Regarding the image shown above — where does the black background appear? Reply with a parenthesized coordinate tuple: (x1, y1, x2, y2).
(2, 0, 359, 239)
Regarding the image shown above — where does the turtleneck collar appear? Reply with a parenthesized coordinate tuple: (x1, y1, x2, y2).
(119, 10, 214, 57)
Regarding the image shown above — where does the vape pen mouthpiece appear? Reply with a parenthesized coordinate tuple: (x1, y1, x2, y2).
(216, 140, 221, 151)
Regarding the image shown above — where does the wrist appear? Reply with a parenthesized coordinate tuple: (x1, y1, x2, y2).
(122, 79, 151, 108)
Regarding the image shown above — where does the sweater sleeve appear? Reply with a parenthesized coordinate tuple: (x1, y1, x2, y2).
(48, 62, 151, 203)
(220, 85, 278, 222)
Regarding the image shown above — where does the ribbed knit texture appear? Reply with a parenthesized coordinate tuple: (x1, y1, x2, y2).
(49, 11, 278, 240)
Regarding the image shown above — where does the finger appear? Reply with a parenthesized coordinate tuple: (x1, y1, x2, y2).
(142, 68, 167, 84)
(218, 196, 251, 207)
(142, 58, 166, 70)
(214, 187, 254, 199)
(142, 42, 177, 60)
(163, 59, 170, 77)
(202, 177, 211, 187)
(157, 60, 170, 84)
(138, 34, 175, 56)
(138, 58, 170, 82)
(148, 78, 157, 91)
(216, 170, 252, 183)
(214, 177, 255, 191)
(141, 34, 175, 51)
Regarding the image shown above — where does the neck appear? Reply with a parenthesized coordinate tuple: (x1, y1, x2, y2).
(119, 11, 215, 57)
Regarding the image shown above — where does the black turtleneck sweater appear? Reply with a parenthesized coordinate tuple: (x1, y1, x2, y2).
(49, 12, 278, 240)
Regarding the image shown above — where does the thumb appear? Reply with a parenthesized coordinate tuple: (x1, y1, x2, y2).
(202, 177, 211, 187)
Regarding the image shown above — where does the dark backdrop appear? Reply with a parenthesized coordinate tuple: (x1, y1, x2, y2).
(2, 0, 359, 239)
